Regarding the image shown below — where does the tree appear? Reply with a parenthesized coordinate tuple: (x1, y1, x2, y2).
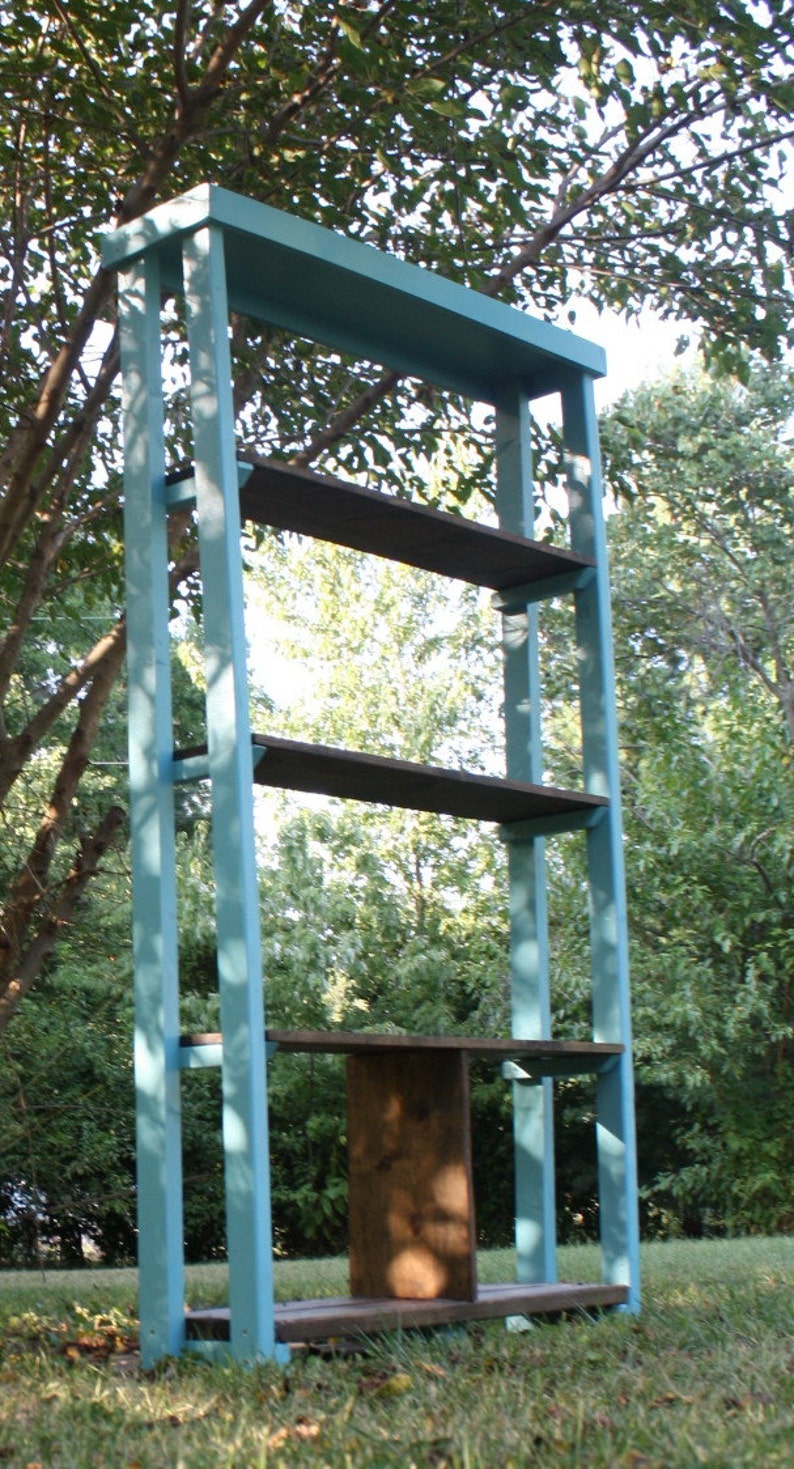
(602, 363, 794, 1232)
(1, 1, 792, 1028)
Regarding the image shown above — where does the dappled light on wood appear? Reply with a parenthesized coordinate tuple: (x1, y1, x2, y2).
(348, 1050, 477, 1301)
(385, 1162, 474, 1299)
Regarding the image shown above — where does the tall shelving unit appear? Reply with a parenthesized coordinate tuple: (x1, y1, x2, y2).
(103, 184, 639, 1366)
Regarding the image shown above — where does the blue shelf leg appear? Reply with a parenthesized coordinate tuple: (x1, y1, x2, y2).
(496, 396, 556, 1285)
(119, 254, 186, 1365)
(562, 374, 641, 1312)
(182, 224, 284, 1362)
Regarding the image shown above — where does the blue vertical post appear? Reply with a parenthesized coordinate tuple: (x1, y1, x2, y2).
(562, 372, 640, 1310)
(182, 224, 282, 1360)
(118, 255, 186, 1364)
(495, 396, 556, 1285)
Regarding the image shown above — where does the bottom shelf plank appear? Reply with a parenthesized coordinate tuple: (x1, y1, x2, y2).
(186, 1281, 628, 1344)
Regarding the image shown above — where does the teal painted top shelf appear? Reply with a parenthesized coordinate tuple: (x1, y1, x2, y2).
(101, 183, 605, 404)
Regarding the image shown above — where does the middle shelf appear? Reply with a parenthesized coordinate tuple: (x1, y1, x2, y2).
(179, 1030, 624, 1079)
(173, 733, 608, 826)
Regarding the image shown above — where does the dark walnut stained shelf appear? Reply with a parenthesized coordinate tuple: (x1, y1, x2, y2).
(173, 733, 608, 826)
(186, 1281, 629, 1346)
(239, 457, 594, 590)
(179, 1029, 624, 1079)
(166, 457, 595, 592)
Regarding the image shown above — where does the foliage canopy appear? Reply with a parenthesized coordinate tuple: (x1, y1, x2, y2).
(0, 5, 791, 1067)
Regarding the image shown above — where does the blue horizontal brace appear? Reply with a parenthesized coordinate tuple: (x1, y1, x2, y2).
(177, 1038, 280, 1068)
(499, 805, 607, 843)
(502, 1061, 542, 1086)
(164, 475, 197, 510)
(179, 1043, 223, 1069)
(165, 460, 253, 512)
(171, 752, 210, 784)
(184, 1332, 290, 1367)
(492, 566, 595, 613)
(171, 741, 267, 785)
(502, 1051, 620, 1083)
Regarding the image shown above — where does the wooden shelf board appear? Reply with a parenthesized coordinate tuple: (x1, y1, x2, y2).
(238, 458, 594, 592)
(186, 1281, 628, 1344)
(238, 735, 606, 824)
(179, 1030, 624, 1076)
(174, 734, 606, 824)
(267, 1030, 623, 1062)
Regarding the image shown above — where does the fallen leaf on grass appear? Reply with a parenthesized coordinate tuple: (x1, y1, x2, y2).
(61, 1327, 138, 1363)
(140, 1398, 219, 1432)
(723, 1391, 774, 1412)
(267, 1419, 321, 1450)
(418, 1360, 447, 1379)
(358, 1370, 412, 1397)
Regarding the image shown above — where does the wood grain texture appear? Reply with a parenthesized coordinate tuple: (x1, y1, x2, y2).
(347, 1049, 477, 1301)
(238, 457, 594, 591)
(186, 1281, 630, 1343)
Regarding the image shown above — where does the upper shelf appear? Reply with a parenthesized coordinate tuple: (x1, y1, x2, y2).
(101, 184, 606, 404)
(236, 458, 594, 593)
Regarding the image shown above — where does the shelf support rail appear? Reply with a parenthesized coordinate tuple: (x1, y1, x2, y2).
(119, 252, 187, 1366)
(495, 395, 557, 1287)
(182, 224, 285, 1363)
(563, 375, 641, 1312)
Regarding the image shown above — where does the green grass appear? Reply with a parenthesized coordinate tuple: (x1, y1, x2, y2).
(1, 1238, 792, 1467)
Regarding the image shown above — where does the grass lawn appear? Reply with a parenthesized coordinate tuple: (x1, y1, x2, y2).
(0, 1237, 792, 1466)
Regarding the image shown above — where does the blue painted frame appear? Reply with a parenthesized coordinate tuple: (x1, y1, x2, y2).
(105, 184, 639, 1362)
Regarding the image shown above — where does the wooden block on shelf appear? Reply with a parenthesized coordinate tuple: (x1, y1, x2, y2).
(347, 1048, 477, 1301)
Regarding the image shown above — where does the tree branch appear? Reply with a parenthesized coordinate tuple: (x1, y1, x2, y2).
(487, 93, 721, 293)
(0, 0, 272, 574)
(173, 0, 193, 113)
(0, 803, 126, 1031)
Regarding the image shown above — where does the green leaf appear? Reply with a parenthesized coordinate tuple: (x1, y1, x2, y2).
(338, 16, 364, 49)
